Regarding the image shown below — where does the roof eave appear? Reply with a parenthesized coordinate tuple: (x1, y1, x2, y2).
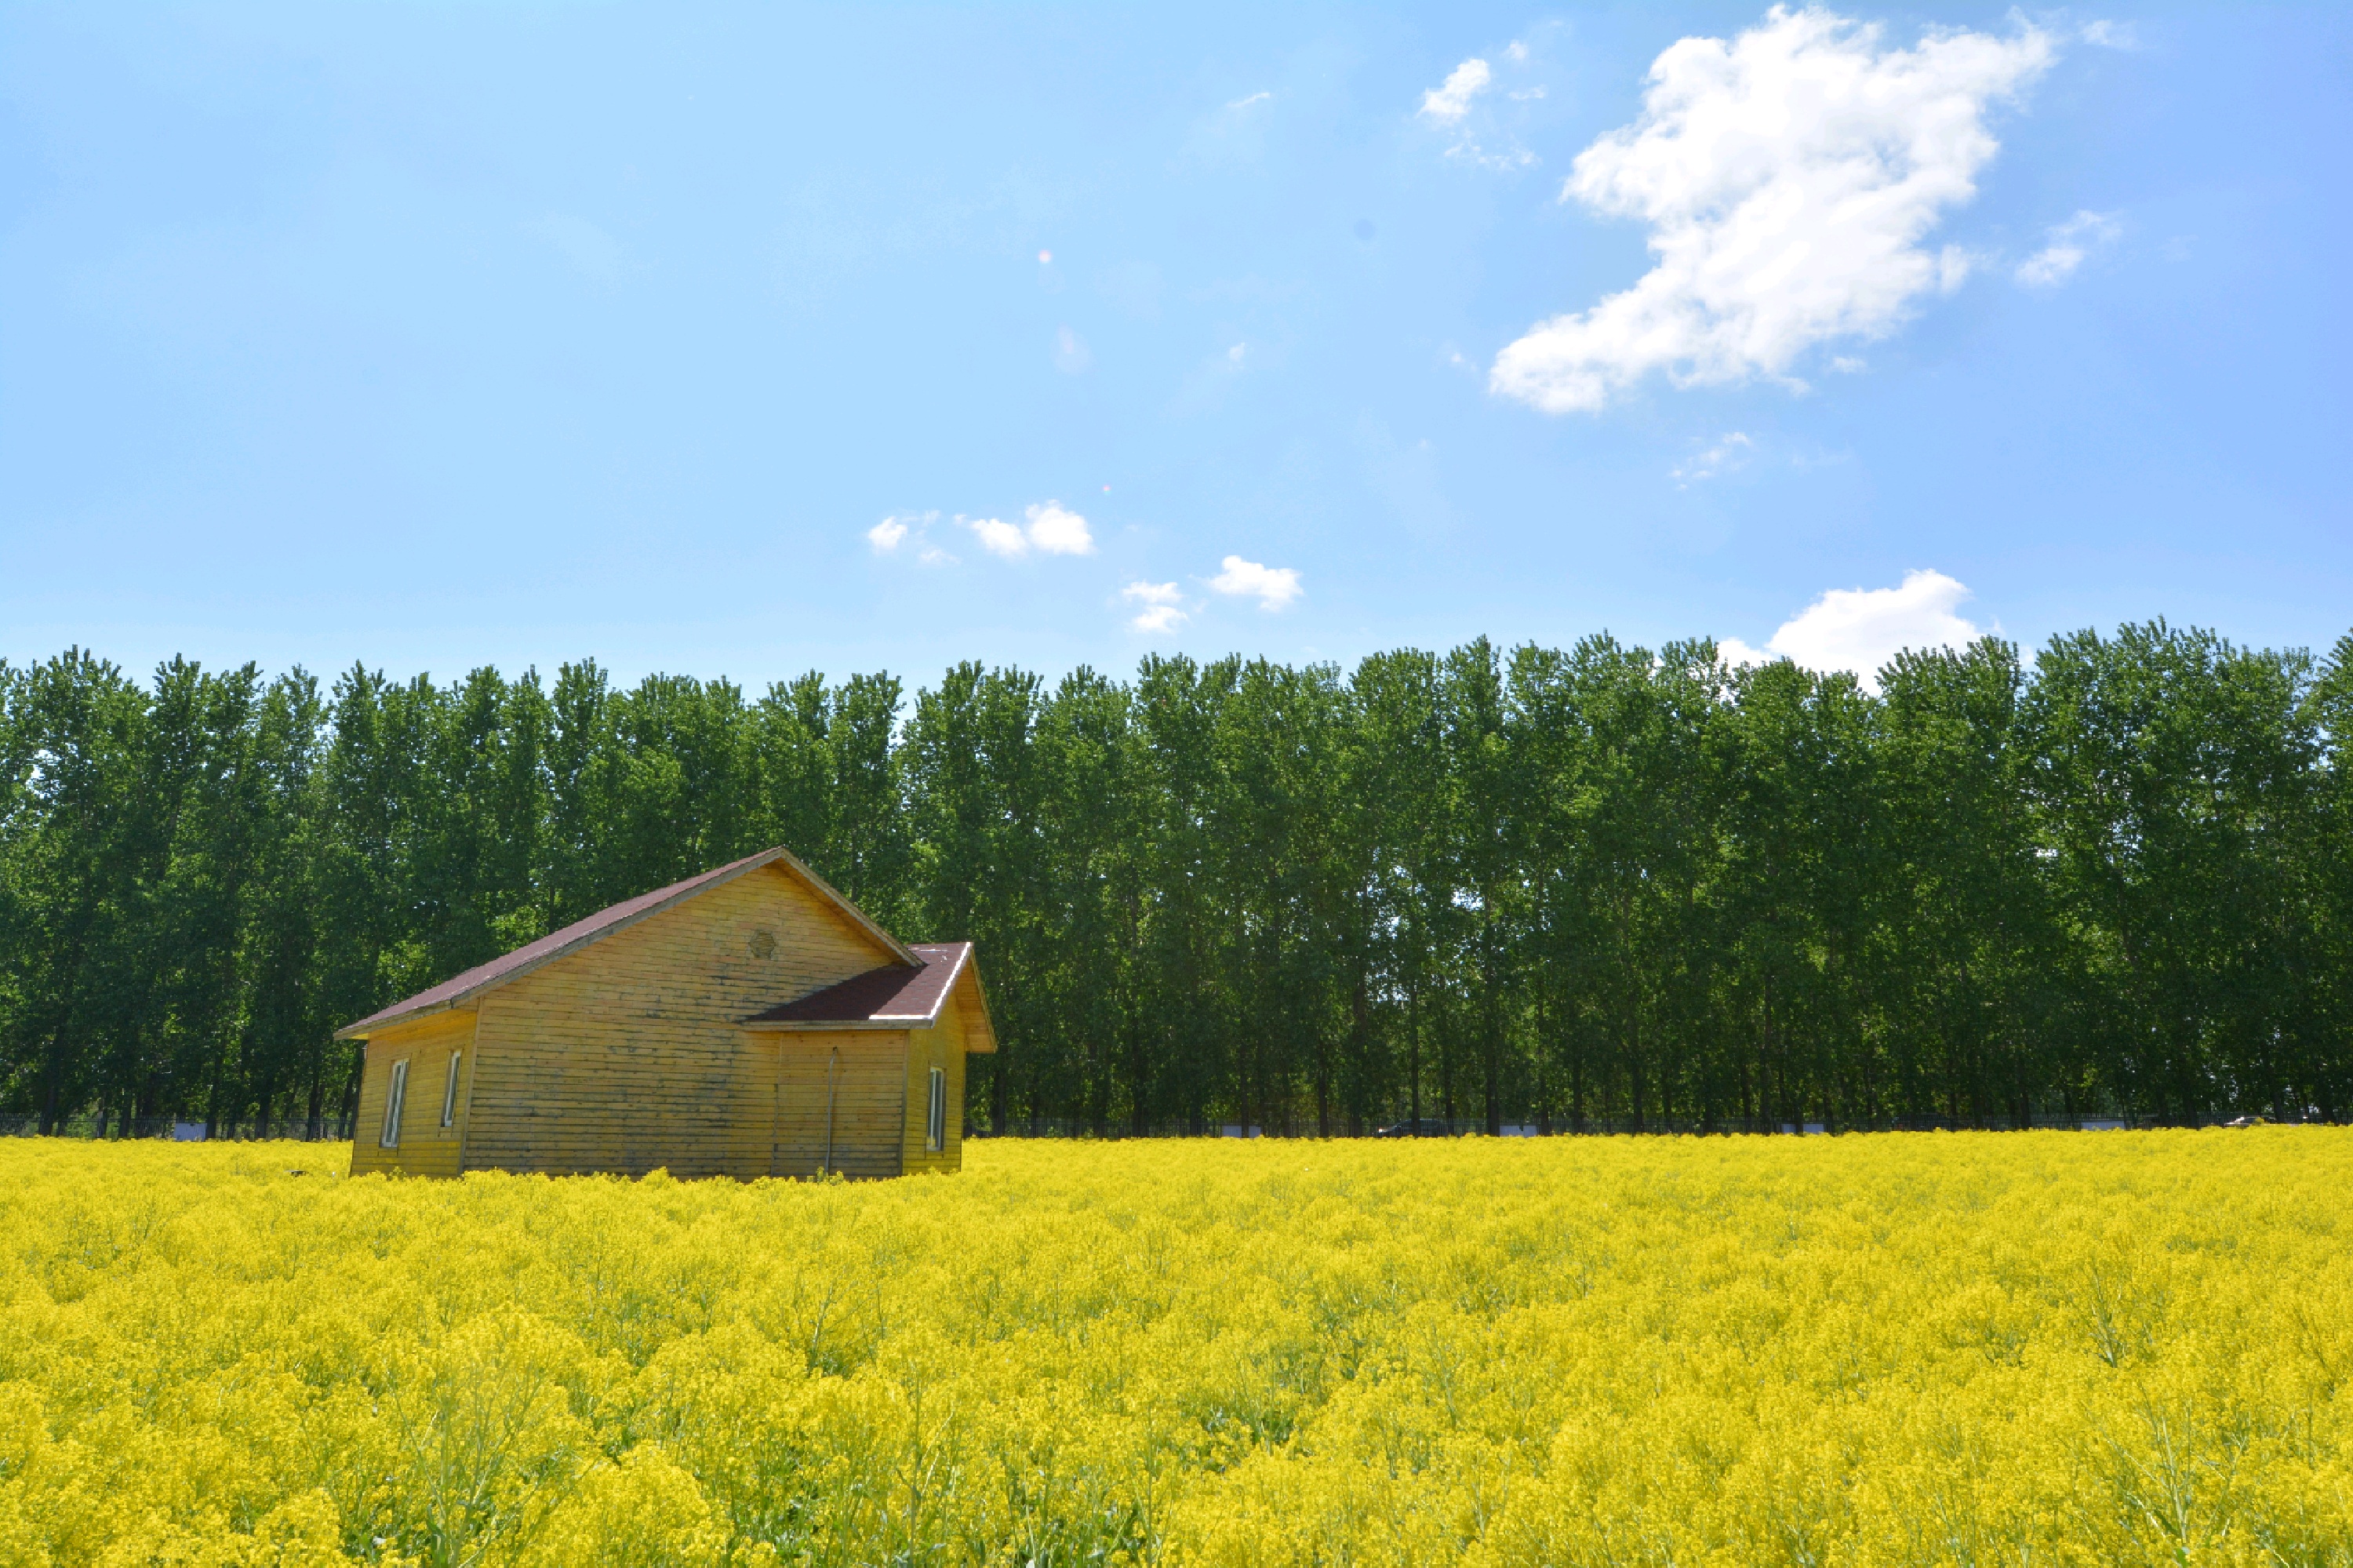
(330, 877, 729, 1039)
(741, 1017, 926, 1032)
(333, 996, 473, 1042)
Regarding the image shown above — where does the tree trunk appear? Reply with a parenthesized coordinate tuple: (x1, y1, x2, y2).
(1408, 978, 1421, 1133)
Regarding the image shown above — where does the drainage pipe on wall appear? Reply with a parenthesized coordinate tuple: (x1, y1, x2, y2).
(824, 1046, 839, 1177)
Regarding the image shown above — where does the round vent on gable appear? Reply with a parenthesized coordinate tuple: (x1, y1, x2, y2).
(748, 929, 778, 960)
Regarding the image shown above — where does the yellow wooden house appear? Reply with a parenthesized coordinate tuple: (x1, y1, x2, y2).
(337, 846, 995, 1180)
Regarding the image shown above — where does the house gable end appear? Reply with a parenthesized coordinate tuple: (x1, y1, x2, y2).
(953, 962, 998, 1053)
(490, 860, 901, 1027)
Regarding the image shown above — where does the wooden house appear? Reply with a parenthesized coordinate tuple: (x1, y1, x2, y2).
(337, 846, 995, 1180)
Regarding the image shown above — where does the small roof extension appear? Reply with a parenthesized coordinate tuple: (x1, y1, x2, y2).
(334, 845, 915, 1039)
(740, 941, 995, 1050)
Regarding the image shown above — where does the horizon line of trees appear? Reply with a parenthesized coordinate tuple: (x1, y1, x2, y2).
(5, 619, 2351, 1141)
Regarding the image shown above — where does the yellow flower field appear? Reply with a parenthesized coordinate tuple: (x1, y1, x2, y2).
(1, 1130, 2348, 1566)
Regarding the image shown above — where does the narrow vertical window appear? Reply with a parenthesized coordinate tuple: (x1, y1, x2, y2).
(442, 1052, 463, 1128)
(926, 1065, 946, 1151)
(380, 1060, 409, 1148)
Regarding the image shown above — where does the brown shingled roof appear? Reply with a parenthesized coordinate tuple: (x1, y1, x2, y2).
(741, 941, 972, 1028)
(333, 845, 915, 1039)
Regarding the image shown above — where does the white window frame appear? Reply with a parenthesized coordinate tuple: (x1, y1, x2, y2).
(926, 1065, 947, 1151)
(442, 1051, 463, 1128)
(380, 1059, 409, 1148)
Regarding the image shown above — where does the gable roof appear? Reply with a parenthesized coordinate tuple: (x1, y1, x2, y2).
(334, 845, 914, 1039)
(742, 941, 966, 1027)
(742, 940, 997, 1050)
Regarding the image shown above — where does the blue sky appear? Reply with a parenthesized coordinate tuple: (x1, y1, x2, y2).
(3, 2, 2347, 690)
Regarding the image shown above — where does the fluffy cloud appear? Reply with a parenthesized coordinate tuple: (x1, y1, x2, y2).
(1716, 636, 1771, 666)
(964, 502, 1096, 559)
(1122, 580, 1187, 633)
(968, 518, 1028, 558)
(1491, 8, 2052, 413)
(1024, 501, 1095, 555)
(1420, 58, 1493, 122)
(1724, 569, 1982, 690)
(867, 511, 943, 555)
(1209, 556, 1303, 610)
(2017, 209, 2122, 287)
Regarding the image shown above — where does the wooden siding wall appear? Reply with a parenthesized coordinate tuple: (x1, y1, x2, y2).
(772, 1031, 909, 1180)
(901, 995, 969, 1175)
(347, 1010, 478, 1177)
(463, 864, 896, 1178)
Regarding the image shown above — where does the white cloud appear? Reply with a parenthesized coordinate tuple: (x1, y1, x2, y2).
(962, 502, 1096, 559)
(1024, 500, 1095, 555)
(2017, 209, 2122, 287)
(1491, 8, 2053, 413)
(1672, 431, 1754, 485)
(2079, 20, 2137, 49)
(1729, 569, 1982, 689)
(868, 511, 941, 554)
(968, 517, 1027, 557)
(1122, 580, 1188, 633)
(918, 546, 956, 567)
(1449, 142, 1538, 172)
(1228, 90, 1273, 110)
(1420, 57, 1493, 122)
(1053, 326, 1093, 373)
(1717, 636, 1770, 667)
(1421, 42, 1544, 168)
(1209, 555, 1303, 610)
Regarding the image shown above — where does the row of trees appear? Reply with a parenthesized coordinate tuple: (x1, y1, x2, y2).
(5, 621, 2350, 1140)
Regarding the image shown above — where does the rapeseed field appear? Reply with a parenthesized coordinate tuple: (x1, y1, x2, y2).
(1, 1131, 2347, 1566)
